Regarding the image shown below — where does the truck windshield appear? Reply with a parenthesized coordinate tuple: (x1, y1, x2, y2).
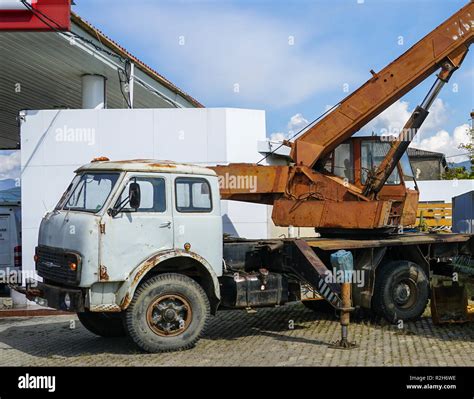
(56, 173, 120, 213)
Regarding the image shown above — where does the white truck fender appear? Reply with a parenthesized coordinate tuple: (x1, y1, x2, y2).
(116, 249, 221, 310)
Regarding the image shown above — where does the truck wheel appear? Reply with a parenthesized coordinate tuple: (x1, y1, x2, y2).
(302, 299, 335, 314)
(77, 312, 126, 337)
(124, 273, 210, 353)
(373, 261, 429, 322)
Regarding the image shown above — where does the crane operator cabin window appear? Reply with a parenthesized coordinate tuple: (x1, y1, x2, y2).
(361, 141, 400, 185)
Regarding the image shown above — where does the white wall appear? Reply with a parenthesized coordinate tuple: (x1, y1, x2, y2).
(20, 108, 267, 279)
(407, 180, 474, 202)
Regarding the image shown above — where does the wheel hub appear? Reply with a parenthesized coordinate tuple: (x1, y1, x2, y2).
(146, 294, 192, 337)
(394, 283, 411, 304)
(392, 279, 417, 308)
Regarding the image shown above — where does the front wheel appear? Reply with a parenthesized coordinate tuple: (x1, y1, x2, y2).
(124, 273, 210, 353)
(372, 261, 429, 323)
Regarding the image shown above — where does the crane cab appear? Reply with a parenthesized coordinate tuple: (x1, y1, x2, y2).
(322, 135, 416, 196)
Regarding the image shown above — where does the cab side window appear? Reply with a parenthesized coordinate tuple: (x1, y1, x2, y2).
(175, 178, 212, 213)
(361, 141, 400, 185)
(324, 143, 354, 183)
(117, 177, 166, 212)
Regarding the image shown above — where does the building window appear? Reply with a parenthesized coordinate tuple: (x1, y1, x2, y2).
(175, 178, 212, 213)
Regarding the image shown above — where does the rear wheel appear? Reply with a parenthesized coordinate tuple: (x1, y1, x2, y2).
(124, 273, 210, 353)
(373, 261, 429, 322)
(77, 311, 126, 337)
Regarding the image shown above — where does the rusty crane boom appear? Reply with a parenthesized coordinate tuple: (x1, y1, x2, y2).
(212, 1, 474, 233)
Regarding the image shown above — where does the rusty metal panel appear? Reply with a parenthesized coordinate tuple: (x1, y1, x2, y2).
(272, 199, 393, 229)
(211, 164, 289, 196)
(306, 233, 473, 251)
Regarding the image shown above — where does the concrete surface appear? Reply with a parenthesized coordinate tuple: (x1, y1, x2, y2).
(0, 303, 473, 366)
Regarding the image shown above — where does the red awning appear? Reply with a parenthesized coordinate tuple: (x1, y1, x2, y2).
(0, 0, 70, 31)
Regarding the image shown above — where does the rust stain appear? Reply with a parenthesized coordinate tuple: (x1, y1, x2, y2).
(149, 163, 177, 168)
(132, 259, 155, 285)
(120, 292, 131, 309)
(90, 304, 121, 312)
(91, 156, 110, 163)
(112, 159, 178, 167)
(122, 249, 212, 310)
(99, 265, 109, 281)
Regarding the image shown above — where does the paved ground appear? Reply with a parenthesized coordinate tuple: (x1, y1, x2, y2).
(0, 303, 473, 366)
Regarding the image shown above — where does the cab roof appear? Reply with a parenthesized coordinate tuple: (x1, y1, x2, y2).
(76, 159, 217, 176)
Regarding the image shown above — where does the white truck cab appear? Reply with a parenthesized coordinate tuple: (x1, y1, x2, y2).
(33, 159, 223, 352)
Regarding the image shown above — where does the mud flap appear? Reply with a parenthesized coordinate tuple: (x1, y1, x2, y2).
(430, 280, 468, 324)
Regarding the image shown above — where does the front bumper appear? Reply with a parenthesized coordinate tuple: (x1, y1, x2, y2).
(23, 281, 86, 312)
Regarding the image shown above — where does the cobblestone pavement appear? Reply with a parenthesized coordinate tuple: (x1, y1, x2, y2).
(0, 303, 473, 366)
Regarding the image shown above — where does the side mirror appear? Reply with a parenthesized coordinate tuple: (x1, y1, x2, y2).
(129, 182, 141, 210)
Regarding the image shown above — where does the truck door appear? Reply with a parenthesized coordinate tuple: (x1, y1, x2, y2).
(0, 212, 11, 268)
(99, 175, 174, 282)
(172, 176, 223, 277)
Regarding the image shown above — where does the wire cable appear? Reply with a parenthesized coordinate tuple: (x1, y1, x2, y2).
(256, 102, 341, 165)
(21, 1, 126, 62)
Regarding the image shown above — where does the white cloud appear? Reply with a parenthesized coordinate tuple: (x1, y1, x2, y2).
(361, 98, 472, 161)
(287, 113, 309, 135)
(362, 98, 447, 140)
(271, 113, 310, 140)
(99, 4, 361, 108)
(0, 151, 20, 180)
(416, 124, 471, 163)
(270, 132, 286, 141)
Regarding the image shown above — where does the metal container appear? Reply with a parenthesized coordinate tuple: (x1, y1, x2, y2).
(452, 191, 474, 233)
(219, 271, 288, 309)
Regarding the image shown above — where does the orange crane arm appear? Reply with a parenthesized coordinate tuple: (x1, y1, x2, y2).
(211, 1, 474, 231)
(290, 1, 474, 168)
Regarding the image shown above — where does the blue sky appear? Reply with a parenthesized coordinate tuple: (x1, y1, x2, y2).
(71, 0, 472, 161)
(0, 2, 470, 188)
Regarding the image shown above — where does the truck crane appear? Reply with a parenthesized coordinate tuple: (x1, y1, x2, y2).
(17, 2, 474, 353)
(212, 1, 474, 234)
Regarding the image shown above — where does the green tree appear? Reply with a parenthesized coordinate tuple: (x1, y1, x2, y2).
(443, 124, 474, 180)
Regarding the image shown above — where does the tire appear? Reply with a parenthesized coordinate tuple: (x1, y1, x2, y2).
(373, 261, 429, 323)
(124, 273, 210, 353)
(77, 311, 126, 337)
(302, 299, 335, 314)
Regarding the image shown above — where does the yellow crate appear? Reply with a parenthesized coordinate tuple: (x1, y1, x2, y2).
(416, 203, 452, 228)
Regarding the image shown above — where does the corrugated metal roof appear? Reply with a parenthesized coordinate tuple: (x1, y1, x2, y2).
(0, 12, 204, 149)
(70, 12, 203, 109)
(408, 147, 445, 158)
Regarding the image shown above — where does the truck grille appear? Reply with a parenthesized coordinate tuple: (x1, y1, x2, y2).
(36, 246, 81, 286)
